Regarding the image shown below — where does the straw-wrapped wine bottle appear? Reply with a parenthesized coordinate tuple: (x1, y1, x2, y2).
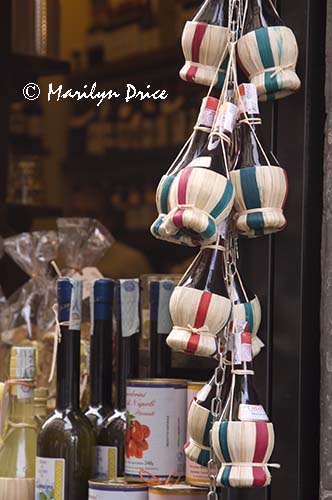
(151, 96, 219, 246)
(230, 83, 288, 238)
(180, 0, 230, 87)
(167, 221, 232, 357)
(0, 347, 37, 500)
(211, 322, 277, 488)
(237, 0, 300, 101)
(157, 102, 236, 247)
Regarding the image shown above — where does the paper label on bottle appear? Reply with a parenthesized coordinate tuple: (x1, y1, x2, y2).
(120, 279, 140, 338)
(95, 446, 118, 479)
(17, 383, 34, 400)
(72, 267, 104, 301)
(187, 156, 211, 169)
(69, 279, 83, 330)
(197, 105, 216, 129)
(35, 457, 65, 500)
(216, 102, 238, 134)
(89, 487, 148, 499)
(238, 404, 269, 422)
(238, 83, 259, 115)
(14, 347, 35, 380)
(157, 280, 174, 334)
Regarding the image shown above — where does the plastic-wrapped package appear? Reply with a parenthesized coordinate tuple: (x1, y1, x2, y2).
(57, 218, 114, 292)
(0, 231, 59, 345)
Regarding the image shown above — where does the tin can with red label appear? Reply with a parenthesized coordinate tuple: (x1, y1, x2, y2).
(149, 484, 207, 499)
(89, 479, 148, 500)
(186, 382, 209, 488)
(125, 379, 187, 481)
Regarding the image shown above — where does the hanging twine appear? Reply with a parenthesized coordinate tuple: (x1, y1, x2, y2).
(48, 304, 81, 384)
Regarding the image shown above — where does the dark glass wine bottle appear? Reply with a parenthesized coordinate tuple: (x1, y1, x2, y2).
(168, 96, 219, 176)
(84, 279, 115, 433)
(149, 279, 175, 378)
(180, 221, 229, 297)
(220, 324, 269, 422)
(242, 0, 283, 33)
(234, 83, 278, 169)
(97, 280, 139, 479)
(197, 101, 238, 176)
(36, 278, 95, 500)
(193, 0, 229, 26)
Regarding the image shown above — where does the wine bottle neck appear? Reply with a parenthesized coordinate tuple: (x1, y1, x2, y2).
(90, 319, 113, 408)
(117, 335, 138, 411)
(56, 327, 81, 410)
(243, 0, 283, 32)
(194, 0, 228, 26)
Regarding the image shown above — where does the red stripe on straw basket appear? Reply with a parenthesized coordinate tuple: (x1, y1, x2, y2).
(185, 291, 212, 354)
(173, 167, 193, 229)
(252, 422, 268, 487)
(281, 169, 289, 209)
(186, 23, 208, 82)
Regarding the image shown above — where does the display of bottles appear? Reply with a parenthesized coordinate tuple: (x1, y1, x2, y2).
(34, 387, 48, 430)
(84, 279, 115, 433)
(0, 347, 36, 500)
(241, 0, 283, 34)
(97, 279, 139, 479)
(220, 325, 268, 422)
(36, 278, 95, 500)
(234, 83, 277, 169)
(167, 96, 219, 176)
(193, 0, 229, 26)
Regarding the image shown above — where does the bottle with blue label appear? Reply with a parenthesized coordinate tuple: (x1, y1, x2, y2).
(35, 278, 95, 500)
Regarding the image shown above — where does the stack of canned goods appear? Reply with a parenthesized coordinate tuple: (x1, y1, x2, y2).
(89, 480, 207, 500)
(89, 379, 210, 499)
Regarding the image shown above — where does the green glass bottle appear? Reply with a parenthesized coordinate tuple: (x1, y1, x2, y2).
(0, 346, 37, 500)
(35, 278, 95, 500)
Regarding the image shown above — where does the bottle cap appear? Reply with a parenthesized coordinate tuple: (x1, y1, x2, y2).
(91, 279, 114, 325)
(57, 277, 83, 329)
(10, 346, 36, 380)
(238, 83, 259, 116)
(92, 279, 114, 304)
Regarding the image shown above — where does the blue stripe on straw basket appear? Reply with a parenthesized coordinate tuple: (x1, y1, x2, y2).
(240, 167, 264, 236)
(244, 301, 254, 333)
(160, 175, 175, 214)
(203, 412, 214, 447)
(255, 27, 279, 98)
(211, 180, 234, 219)
(198, 447, 210, 467)
(219, 422, 231, 486)
(201, 217, 216, 239)
(152, 215, 164, 236)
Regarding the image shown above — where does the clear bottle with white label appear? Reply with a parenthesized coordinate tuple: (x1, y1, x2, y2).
(220, 324, 268, 422)
(0, 346, 37, 491)
(36, 278, 95, 500)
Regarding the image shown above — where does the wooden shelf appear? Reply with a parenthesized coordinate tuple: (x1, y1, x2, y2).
(69, 46, 183, 86)
(11, 54, 70, 78)
(63, 147, 179, 180)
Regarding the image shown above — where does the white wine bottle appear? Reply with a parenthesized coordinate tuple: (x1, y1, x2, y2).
(35, 278, 95, 500)
(0, 346, 37, 500)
